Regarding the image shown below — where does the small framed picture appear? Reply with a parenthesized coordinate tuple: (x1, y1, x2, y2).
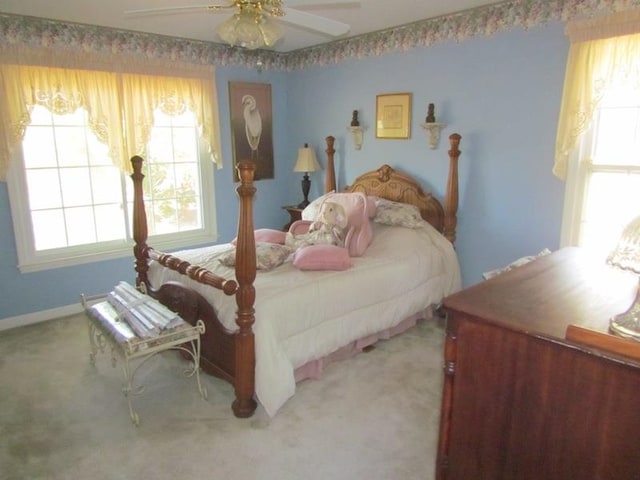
(375, 93, 412, 139)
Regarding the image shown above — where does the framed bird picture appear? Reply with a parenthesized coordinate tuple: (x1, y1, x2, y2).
(228, 81, 274, 181)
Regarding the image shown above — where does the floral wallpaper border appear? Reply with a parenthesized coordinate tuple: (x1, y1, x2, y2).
(1, 0, 639, 71)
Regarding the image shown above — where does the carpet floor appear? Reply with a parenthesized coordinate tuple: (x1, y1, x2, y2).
(0, 313, 445, 480)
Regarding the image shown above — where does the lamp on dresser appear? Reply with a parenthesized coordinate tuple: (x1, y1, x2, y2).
(293, 143, 321, 208)
(607, 214, 640, 341)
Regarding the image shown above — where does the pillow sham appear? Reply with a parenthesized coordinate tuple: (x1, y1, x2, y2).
(219, 243, 292, 271)
(231, 228, 286, 246)
(292, 244, 352, 271)
(373, 198, 425, 229)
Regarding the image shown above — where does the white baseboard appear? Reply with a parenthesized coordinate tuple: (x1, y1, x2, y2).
(0, 303, 84, 332)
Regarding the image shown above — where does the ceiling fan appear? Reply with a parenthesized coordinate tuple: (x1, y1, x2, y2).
(124, 1, 360, 50)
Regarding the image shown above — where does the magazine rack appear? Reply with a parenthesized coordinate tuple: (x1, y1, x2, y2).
(82, 293, 207, 426)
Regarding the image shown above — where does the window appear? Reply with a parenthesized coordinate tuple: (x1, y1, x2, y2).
(561, 88, 640, 259)
(134, 110, 208, 237)
(1, 60, 221, 273)
(556, 13, 640, 260)
(7, 95, 216, 273)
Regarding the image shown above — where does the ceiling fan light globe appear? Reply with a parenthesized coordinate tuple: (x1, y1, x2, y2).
(215, 9, 283, 50)
(259, 18, 284, 47)
(215, 14, 242, 45)
(235, 13, 263, 48)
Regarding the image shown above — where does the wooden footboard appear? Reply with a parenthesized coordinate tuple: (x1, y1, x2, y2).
(131, 156, 257, 417)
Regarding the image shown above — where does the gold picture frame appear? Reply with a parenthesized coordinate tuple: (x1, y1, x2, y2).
(375, 93, 412, 139)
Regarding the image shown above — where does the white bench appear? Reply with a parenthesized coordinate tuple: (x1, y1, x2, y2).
(82, 293, 207, 425)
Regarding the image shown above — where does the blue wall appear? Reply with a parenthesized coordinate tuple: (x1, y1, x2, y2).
(286, 22, 568, 287)
(0, 21, 569, 322)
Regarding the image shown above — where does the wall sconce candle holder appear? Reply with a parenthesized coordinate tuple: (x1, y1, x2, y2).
(421, 122, 446, 149)
(348, 109, 365, 150)
(421, 103, 445, 149)
(347, 125, 365, 150)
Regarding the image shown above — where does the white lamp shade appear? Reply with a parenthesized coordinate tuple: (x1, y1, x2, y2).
(294, 145, 321, 173)
(607, 214, 640, 274)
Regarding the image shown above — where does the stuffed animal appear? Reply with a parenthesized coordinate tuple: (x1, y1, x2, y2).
(286, 201, 348, 250)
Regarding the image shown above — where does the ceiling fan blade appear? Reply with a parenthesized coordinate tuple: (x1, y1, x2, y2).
(125, 1, 360, 16)
(281, 6, 350, 37)
(124, 4, 229, 16)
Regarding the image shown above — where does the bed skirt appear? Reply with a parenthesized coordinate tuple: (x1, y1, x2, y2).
(293, 305, 437, 383)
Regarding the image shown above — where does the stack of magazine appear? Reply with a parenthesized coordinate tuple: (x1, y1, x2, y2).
(87, 281, 186, 343)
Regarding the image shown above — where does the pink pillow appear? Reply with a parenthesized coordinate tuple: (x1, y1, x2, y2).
(231, 228, 286, 245)
(292, 245, 352, 271)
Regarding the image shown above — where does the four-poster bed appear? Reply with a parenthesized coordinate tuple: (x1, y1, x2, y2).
(131, 133, 463, 418)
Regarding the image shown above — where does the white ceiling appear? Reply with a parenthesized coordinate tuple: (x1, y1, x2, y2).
(0, 0, 504, 52)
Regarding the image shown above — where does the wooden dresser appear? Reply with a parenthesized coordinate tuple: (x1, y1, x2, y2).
(436, 247, 640, 480)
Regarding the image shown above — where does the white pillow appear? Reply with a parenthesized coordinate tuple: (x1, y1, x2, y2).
(219, 243, 292, 271)
(301, 191, 335, 221)
(373, 198, 425, 228)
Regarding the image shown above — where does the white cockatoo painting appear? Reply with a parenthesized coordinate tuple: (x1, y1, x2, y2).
(242, 94, 262, 161)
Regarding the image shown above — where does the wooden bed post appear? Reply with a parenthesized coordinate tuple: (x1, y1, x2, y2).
(232, 160, 258, 418)
(131, 156, 149, 290)
(325, 135, 336, 193)
(443, 134, 461, 245)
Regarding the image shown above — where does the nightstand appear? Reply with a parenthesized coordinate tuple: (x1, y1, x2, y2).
(282, 205, 303, 231)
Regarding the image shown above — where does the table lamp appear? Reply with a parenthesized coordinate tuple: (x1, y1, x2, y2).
(606, 214, 640, 341)
(293, 143, 321, 208)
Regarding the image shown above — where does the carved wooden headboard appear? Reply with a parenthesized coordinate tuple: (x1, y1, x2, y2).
(346, 164, 446, 234)
(342, 133, 461, 244)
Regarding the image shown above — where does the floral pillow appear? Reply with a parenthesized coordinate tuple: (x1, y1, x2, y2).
(219, 243, 293, 271)
(373, 198, 425, 228)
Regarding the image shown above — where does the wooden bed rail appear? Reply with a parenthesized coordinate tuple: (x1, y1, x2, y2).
(148, 250, 238, 295)
(232, 161, 258, 417)
(325, 135, 336, 193)
(443, 133, 461, 245)
(131, 155, 258, 417)
(130, 155, 237, 296)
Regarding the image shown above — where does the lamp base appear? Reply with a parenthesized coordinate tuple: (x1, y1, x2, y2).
(610, 283, 640, 342)
(297, 173, 311, 210)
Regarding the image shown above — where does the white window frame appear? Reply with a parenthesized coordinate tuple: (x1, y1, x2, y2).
(7, 131, 216, 273)
(559, 129, 593, 248)
(560, 107, 640, 258)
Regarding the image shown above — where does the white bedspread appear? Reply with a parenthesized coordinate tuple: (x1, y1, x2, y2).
(147, 222, 461, 416)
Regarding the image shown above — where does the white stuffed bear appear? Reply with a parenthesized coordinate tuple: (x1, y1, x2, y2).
(286, 201, 348, 250)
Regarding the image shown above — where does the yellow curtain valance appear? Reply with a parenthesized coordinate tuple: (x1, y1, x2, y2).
(0, 55, 221, 180)
(554, 9, 640, 180)
(121, 73, 220, 168)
